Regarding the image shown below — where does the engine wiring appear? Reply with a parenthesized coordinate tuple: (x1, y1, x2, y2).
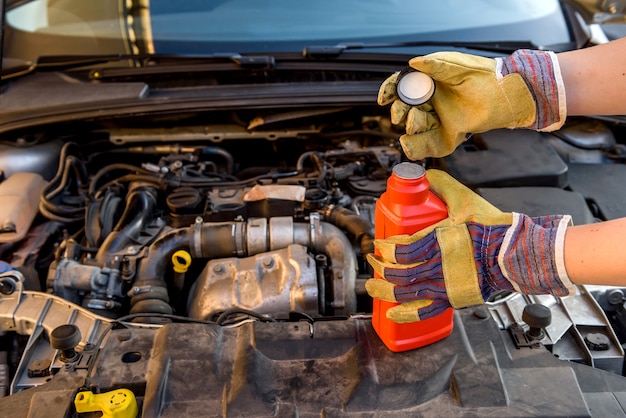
(213, 308, 278, 326)
(39, 143, 88, 223)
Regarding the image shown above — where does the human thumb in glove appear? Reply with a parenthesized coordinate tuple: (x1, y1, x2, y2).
(365, 169, 575, 324)
(378, 50, 567, 160)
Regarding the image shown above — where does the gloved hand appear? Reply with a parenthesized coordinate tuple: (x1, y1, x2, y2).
(366, 169, 575, 323)
(378, 50, 567, 160)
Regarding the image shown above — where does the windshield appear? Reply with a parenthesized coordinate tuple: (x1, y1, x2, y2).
(4, 0, 571, 60)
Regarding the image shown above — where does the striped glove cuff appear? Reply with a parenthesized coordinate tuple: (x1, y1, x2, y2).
(498, 213, 576, 297)
(497, 49, 567, 131)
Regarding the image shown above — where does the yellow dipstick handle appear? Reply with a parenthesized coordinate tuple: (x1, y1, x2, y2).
(172, 250, 192, 273)
(74, 389, 138, 418)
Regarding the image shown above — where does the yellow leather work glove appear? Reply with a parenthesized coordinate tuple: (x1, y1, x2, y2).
(366, 169, 575, 324)
(378, 50, 567, 160)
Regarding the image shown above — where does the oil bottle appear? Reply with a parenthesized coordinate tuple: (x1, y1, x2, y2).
(372, 162, 454, 352)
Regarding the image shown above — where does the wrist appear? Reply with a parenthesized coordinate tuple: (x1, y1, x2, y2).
(497, 50, 567, 131)
(498, 213, 575, 296)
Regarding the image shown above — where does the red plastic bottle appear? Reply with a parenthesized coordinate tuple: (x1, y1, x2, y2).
(372, 162, 454, 352)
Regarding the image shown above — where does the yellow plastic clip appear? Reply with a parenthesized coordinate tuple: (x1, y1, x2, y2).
(171, 250, 192, 273)
(74, 389, 138, 418)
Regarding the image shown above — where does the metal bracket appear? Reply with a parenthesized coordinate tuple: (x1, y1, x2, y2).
(508, 323, 543, 349)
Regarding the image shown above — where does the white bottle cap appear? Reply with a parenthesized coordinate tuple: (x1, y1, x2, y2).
(392, 162, 425, 180)
(396, 70, 435, 106)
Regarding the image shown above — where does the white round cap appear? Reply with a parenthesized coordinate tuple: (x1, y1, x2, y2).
(397, 71, 435, 106)
(392, 162, 425, 179)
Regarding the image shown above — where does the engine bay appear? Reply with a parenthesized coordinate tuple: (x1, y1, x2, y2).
(1, 106, 626, 416)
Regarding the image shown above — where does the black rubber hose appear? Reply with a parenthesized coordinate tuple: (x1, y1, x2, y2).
(200, 146, 235, 175)
(88, 163, 156, 196)
(130, 223, 242, 316)
(322, 206, 375, 255)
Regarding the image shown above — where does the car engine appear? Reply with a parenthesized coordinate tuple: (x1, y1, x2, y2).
(17, 125, 398, 320)
(1, 106, 626, 416)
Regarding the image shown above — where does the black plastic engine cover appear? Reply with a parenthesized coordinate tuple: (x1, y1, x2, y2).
(443, 129, 568, 188)
(73, 309, 626, 417)
(477, 187, 595, 225)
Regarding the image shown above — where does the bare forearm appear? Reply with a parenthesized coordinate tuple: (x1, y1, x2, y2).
(564, 217, 626, 286)
(558, 37, 626, 115)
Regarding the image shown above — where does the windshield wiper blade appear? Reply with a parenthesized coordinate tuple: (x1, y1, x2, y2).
(302, 40, 540, 58)
(1, 53, 276, 81)
(90, 53, 276, 79)
(144, 53, 275, 68)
